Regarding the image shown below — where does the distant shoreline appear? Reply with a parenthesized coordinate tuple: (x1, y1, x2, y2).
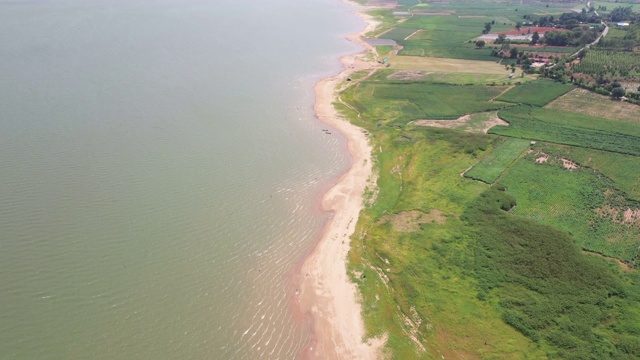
(295, 4, 385, 360)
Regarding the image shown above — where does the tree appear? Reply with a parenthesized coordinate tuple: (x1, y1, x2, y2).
(516, 22, 522, 31)
(475, 40, 486, 48)
(510, 48, 518, 59)
(611, 87, 626, 99)
(484, 22, 492, 34)
(531, 31, 540, 45)
(610, 6, 633, 22)
(494, 34, 507, 44)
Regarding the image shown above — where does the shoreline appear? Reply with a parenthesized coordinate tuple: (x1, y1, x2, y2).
(296, 5, 385, 360)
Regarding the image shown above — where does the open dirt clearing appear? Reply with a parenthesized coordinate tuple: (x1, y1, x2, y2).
(413, 112, 508, 133)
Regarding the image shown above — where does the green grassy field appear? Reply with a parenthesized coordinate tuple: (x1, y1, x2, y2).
(346, 123, 640, 359)
(591, 1, 640, 13)
(491, 106, 640, 155)
(496, 80, 575, 106)
(542, 144, 640, 200)
(395, 15, 509, 60)
(415, 0, 574, 19)
(464, 187, 640, 360)
(574, 50, 640, 79)
(464, 137, 531, 183)
(499, 148, 640, 263)
(349, 128, 550, 359)
(380, 27, 419, 42)
(338, 2, 640, 358)
(342, 77, 509, 126)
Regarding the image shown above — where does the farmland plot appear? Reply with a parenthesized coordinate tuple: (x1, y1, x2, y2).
(491, 106, 640, 155)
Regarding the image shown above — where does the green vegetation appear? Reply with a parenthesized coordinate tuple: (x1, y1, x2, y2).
(375, 45, 394, 56)
(464, 187, 640, 360)
(464, 137, 530, 183)
(574, 50, 640, 79)
(491, 106, 640, 155)
(342, 1, 640, 358)
(545, 88, 640, 125)
(342, 76, 509, 125)
(546, 144, 640, 200)
(349, 129, 549, 358)
(390, 15, 513, 60)
(496, 80, 574, 106)
(499, 147, 640, 263)
(380, 27, 419, 42)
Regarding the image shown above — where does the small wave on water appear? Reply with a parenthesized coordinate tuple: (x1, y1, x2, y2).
(0, 0, 362, 358)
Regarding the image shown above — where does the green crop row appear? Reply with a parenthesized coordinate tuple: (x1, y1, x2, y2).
(573, 50, 640, 78)
(344, 80, 509, 126)
(491, 105, 640, 155)
(464, 137, 531, 183)
(496, 80, 574, 106)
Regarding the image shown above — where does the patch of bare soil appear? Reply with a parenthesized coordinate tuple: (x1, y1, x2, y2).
(624, 208, 640, 223)
(404, 29, 421, 40)
(387, 70, 428, 81)
(595, 205, 640, 228)
(561, 158, 579, 170)
(530, 151, 584, 171)
(379, 210, 447, 232)
(414, 115, 471, 129)
(389, 44, 403, 56)
(414, 112, 508, 134)
(481, 113, 508, 133)
(535, 154, 549, 163)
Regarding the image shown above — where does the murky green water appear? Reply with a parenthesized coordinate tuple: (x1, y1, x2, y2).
(0, 0, 361, 358)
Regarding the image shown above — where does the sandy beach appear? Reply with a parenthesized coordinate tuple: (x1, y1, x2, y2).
(297, 6, 385, 360)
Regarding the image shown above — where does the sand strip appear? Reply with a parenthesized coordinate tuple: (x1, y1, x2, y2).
(298, 7, 385, 360)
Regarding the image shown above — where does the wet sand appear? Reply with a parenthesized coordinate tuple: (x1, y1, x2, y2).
(297, 8, 386, 360)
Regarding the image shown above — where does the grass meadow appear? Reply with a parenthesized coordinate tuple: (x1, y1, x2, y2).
(341, 78, 509, 125)
(338, 2, 640, 357)
(344, 122, 640, 358)
(464, 137, 531, 183)
(499, 148, 640, 263)
(544, 145, 640, 201)
(496, 80, 575, 106)
(491, 106, 640, 155)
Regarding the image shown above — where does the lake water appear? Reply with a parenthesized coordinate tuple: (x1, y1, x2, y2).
(0, 0, 362, 358)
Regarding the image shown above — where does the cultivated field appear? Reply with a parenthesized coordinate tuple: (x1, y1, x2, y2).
(342, 77, 509, 125)
(491, 106, 640, 155)
(531, 143, 640, 201)
(464, 137, 530, 183)
(573, 50, 640, 80)
(387, 55, 518, 75)
(546, 88, 640, 124)
(495, 80, 574, 106)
